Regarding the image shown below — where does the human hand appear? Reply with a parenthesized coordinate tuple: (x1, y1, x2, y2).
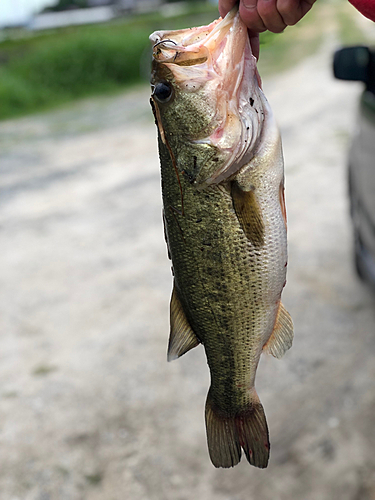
(219, 0, 316, 33)
(219, 0, 316, 59)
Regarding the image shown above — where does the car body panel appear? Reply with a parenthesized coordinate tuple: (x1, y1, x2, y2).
(334, 46, 375, 289)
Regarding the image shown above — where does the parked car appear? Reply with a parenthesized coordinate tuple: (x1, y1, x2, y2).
(333, 46, 375, 290)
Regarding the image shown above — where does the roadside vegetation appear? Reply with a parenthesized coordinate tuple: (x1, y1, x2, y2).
(0, 0, 371, 121)
(0, 3, 214, 120)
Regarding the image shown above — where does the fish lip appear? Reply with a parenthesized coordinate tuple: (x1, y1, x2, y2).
(149, 7, 238, 67)
(150, 8, 244, 93)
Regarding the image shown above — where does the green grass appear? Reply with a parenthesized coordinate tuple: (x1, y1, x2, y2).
(0, 2, 217, 120)
(0, 24, 153, 119)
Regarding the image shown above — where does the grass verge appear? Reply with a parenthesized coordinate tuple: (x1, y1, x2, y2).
(0, 2, 218, 120)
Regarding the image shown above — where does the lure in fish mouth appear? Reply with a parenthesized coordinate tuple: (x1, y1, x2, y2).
(150, 8, 293, 469)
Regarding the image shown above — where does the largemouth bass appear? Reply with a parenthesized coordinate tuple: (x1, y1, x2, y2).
(150, 8, 294, 469)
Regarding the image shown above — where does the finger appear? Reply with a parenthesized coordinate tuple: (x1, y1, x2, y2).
(257, 0, 287, 33)
(248, 31, 260, 60)
(277, 0, 316, 25)
(219, 0, 239, 18)
(240, 0, 267, 32)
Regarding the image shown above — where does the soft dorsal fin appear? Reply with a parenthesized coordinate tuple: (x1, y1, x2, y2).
(168, 284, 200, 361)
(263, 302, 294, 359)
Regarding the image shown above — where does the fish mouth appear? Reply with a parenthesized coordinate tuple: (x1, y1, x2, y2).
(150, 9, 265, 186)
(150, 8, 242, 84)
(150, 9, 236, 67)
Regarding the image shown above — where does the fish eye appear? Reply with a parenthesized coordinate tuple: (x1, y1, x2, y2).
(154, 82, 173, 103)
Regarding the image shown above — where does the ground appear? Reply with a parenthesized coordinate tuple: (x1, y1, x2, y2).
(1, 11, 375, 500)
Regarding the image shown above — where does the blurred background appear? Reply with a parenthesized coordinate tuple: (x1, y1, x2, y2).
(0, 0, 375, 499)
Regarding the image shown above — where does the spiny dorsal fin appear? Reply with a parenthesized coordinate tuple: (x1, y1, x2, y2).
(168, 284, 200, 361)
(263, 302, 294, 359)
(231, 181, 264, 247)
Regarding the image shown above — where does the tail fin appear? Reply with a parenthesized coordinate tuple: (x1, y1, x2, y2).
(205, 388, 269, 469)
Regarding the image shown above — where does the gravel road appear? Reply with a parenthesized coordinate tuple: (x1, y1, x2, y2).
(1, 13, 375, 500)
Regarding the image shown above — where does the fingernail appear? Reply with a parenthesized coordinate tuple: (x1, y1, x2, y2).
(242, 0, 257, 8)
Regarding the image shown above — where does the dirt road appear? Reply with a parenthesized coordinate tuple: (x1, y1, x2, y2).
(1, 15, 375, 500)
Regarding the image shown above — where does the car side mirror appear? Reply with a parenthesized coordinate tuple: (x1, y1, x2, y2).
(333, 46, 371, 83)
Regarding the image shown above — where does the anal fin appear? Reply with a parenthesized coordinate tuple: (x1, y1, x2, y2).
(168, 284, 200, 361)
(263, 302, 294, 359)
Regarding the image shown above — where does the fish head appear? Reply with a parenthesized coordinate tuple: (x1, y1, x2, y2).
(150, 8, 265, 187)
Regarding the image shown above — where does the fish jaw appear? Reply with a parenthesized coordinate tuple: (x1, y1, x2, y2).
(150, 8, 265, 187)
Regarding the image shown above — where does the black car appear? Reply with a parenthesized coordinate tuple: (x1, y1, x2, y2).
(334, 46, 375, 290)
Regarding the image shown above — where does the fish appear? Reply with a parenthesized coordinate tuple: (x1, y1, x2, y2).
(149, 8, 294, 469)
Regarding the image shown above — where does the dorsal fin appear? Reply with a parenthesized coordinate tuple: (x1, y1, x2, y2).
(168, 284, 200, 361)
(263, 302, 294, 359)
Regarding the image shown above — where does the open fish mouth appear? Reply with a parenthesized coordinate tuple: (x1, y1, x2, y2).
(150, 9, 235, 68)
(150, 9, 266, 186)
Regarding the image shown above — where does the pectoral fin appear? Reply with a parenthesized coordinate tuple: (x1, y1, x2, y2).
(231, 181, 264, 247)
(168, 284, 200, 361)
(263, 302, 294, 359)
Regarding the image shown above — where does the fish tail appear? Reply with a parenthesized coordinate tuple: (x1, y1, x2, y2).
(205, 387, 269, 469)
(235, 388, 270, 468)
(205, 389, 241, 468)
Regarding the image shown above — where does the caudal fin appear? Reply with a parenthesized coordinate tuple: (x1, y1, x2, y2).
(205, 388, 269, 469)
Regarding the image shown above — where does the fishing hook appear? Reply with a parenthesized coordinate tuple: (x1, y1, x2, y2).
(153, 38, 178, 49)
